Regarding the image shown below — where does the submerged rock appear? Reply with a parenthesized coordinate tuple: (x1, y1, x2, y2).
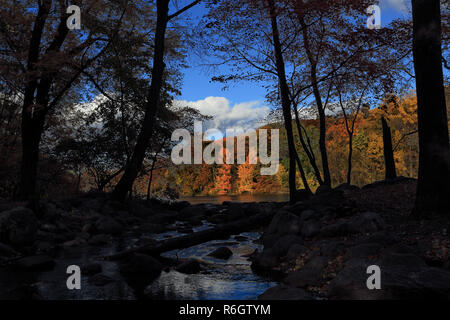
(207, 247, 233, 260)
(176, 259, 201, 274)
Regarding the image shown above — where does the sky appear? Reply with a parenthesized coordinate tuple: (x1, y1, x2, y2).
(174, 0, 412, 137)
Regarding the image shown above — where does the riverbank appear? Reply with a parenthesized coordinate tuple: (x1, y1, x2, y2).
(0, 178, 449, 300)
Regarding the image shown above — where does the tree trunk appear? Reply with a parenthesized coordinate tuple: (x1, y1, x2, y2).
(146, 159, 156, 201)
(293, 103, 324, 185)
(298, 14, 331, 186)
(268, 0, 311, 202)
(381, 116, 397, 180)
(112, 0, 170, 201)
(17, 109, 47, 200)
(412, 0, 450, 216)
(347, 134, 353, 184)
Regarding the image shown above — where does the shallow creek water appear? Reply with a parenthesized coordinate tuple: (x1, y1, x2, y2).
(1, 221, 277, 300)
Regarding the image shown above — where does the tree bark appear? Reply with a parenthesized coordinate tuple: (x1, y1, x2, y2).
(298, 14, 332, 187)
(293, 103, 324, 185)
(412, 0, 450, 216)
(381, 116, 397, 180)
(268, 0, 311, 201)
(347, 134, 353, 184)
(113, 0, 170, 201)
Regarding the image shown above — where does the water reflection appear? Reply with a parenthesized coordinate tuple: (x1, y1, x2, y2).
(180, 193, 289, 205)
(145, 232, 277, 300)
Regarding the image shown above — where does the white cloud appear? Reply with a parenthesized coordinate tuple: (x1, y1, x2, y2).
(381, 0, 410, 13)
(174, 96, 270, 139)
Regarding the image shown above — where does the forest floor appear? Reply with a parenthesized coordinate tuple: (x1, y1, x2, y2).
(0, 177, 449, 300)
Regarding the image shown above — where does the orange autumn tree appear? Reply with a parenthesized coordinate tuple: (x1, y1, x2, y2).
(214, 147, 233, 195)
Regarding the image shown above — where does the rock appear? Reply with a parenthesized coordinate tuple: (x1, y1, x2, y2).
(252, 235, 303, 272)
(95, 217, 123, 235)
(89, 274, 115, 286)
(271, 235, 303, 258)
(299, 209, 315, 221)
(300, 220, 321, 238)
(327, 259, 450, 299)
(15, 255, 55, 271)
(349, 212, 386, 234)
(0, 207, 38, 245)
(304, 255, 329, 271)
(137, 223, 165, 234)
(263, 211, 302, 247)
(320, 241, 347, 257)
(176, 259, 201, 274)
(286, 244, 308, 260)
(119, 253, 163, 278)
(258, 284, 312, 300)
(234, 235, 249, 242)
(0, 242, 18, 257)
(381, 252, 427, 271)
(344, 244, 383, 261)
(207, 247, 233, 260)
(315, 185, 332, 195)
(88, 234, 111, 246)
(82, 263, 102, 275)
(81, 224, 93, 234)
(358, 231, 398, 246)
(283, 267, 323, 288)
(320, 221, 352, 237)
(62, 237, 86, 247)
(334, 183, 360, 192)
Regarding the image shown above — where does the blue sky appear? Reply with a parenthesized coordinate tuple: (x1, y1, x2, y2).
(173, 0, 411, 136)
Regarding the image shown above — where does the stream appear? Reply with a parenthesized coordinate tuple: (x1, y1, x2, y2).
(1, 221, 277, 300)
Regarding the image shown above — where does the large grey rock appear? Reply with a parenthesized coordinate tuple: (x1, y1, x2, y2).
(349, 212, 386, 234)
(283, 267, 323, 288)
(95, 217, 123, 235)
(300, 220, 321, 238)
(263, 211, 302, 247)
(15, 255, 55, 271)
(176, 259, 201, 274)
(344, 244, 383, 261)
(0, 207, 38, 245)
(119, 253, 163, 278)
(207, 247, 233, 260)
(258, 284, 313, 300)
(327, 255, 450, 299)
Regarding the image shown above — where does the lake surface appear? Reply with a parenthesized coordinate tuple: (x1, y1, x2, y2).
(180, 193, 289, 205)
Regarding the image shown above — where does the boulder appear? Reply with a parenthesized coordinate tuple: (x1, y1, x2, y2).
(88, 234, 111, 246)
(89, 274, 115, 286)
(286, 243, 308, 260)
(349, 212, 386, 234)
(344, 244, 383, 261)
(263, 211, 302, 247)
(82, 263, 102, 275)
(327, 253, 450, 299)
(0, 242, 18, 257)
(176, 259, 201, 274)
(15, 255, 55, 271)
(283, 267, 323, 288)
(0, 207, 38, 245)
(320, 221, 352, 237)
(258, 284, 312, 300)
(119, 253, 163, 279)
(300, 219, 321, 238)
(207, 247, 233, 260)
(95, 217, 123, 235)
